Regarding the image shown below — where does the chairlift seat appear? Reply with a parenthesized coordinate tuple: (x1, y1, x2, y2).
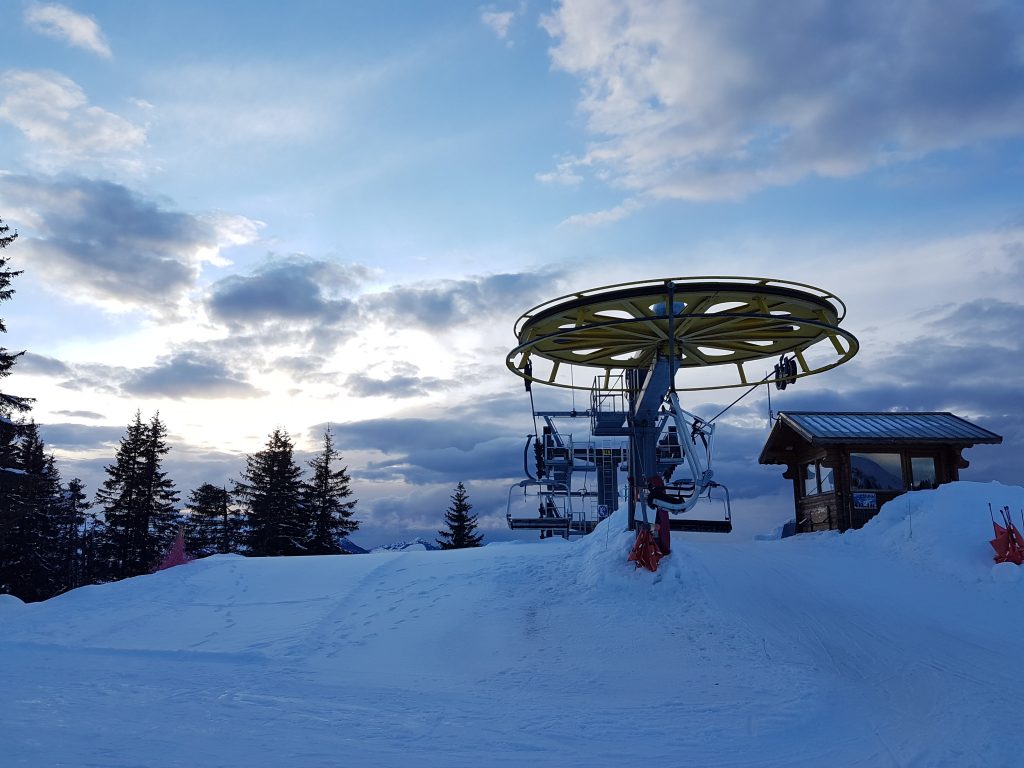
(506, 515, 571, 531)
(669, 518, 732, 533)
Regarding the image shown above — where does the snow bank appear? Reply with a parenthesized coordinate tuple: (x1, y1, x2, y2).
(0, 593, 26, 611)
(851, 480, 1024, 585)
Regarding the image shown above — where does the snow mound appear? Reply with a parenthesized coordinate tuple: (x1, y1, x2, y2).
(852, 481, 1024, 584)
(0, 593, 26, 610)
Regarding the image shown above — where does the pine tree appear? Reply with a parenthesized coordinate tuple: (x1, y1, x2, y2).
(94, 412, 181, 580)
(303, 427, 359, 554)
(56, 477, 92, 592)
(185, 483, 236, 557)
(0, 217, 34, 595)
(234, 428, 308, 556)
(436, 482, 483, 550)
(0, 422, 63, 600)
(139, 413, 181, 561)
(0, 216, 31, 424)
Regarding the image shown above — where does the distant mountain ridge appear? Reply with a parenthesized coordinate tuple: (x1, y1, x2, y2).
(370, 537, 440, 553)
(338, 538, 368, 555)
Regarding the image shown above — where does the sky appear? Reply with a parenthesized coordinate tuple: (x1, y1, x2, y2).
(3, 480, 1024, 766)
(1, 1, 1022, 547)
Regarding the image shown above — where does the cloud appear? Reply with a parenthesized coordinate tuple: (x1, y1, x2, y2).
(758, 293, 1024, 487)
(206, 257, 368, 327)
(24, 3, 112, 58)
(480, 5, 523, 44)
(52, 409, 105, 419)
(0, 174, 260, 313)
(333, 417, 511, 454)
(541, 0, 1024, 204)
(344, 372, 458, 399)
(365, 437, 522, 483)
(51, 361, 131, 395)
(37, 422, 125, 451)
(0, 70, 143, 172)
(205, 257, 370, 356)
(200, 265, 556, 365)
(18, 352, 71, 376)
(535, 157, 584, 186)
(123, 352, 266, 400)
(559, 197, 645, 227)
(365, 271, 557, 330)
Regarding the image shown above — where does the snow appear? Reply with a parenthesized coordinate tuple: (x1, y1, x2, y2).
(3, 481, 1024, 767)
(370, 537, 440, 553)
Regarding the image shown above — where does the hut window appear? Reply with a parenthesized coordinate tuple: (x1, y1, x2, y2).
(802, 461, 834, 496)
(803, 463, 819, 496)
(819, 465, 835, 494)
(850, 452, 903, 491)
(910, 456, 937, 490)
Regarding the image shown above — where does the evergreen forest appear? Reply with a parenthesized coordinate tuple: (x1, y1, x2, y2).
(0, 217, 361, 602)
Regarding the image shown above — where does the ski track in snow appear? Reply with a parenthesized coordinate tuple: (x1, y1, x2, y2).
(2, 481, 1024, 767)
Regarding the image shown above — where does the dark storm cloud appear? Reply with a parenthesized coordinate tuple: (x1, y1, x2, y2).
(18, 352, 70, 376)
(344, 372, 457, 399)
(206, 257, 367, 327)
(0, 175, 238, 311)
(363, 271, 558, 330)
(123, 352, 265, 400)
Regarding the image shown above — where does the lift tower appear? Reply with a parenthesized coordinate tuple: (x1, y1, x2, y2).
(506, 277, 859, 533)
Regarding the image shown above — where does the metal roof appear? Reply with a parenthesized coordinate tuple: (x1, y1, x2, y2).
(778, 411, 1002, 444)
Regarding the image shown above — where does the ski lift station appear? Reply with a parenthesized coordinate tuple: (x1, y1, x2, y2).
(504, 276, 860, 539)
(759, 411, 1002, 534)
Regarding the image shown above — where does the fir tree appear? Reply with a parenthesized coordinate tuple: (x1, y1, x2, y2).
(303, 427, 359, 554)
(234, 428, 308, 556)
(94, 412, 181, 580)
(0, 217, 34, 595)
(139, 413, 181, 560)
(0, 422, 63, 600)
(0, 216, 31, 424)
(185, 483, 236, 557)
(436, 482, 483, 550)
(56, 477, 92, 592)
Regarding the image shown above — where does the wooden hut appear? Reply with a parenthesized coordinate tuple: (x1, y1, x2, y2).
(758, 412, 1002, 533)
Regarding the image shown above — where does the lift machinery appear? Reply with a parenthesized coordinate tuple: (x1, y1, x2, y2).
(505, 276, 859, 537)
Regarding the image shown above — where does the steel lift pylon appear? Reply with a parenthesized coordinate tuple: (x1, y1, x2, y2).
(505, 277, 859, 536)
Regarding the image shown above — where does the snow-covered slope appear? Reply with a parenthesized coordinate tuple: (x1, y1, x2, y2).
(3, 481, 1023, 767)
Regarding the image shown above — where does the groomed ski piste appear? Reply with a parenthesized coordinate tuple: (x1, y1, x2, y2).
(4, 481, 1024, 768)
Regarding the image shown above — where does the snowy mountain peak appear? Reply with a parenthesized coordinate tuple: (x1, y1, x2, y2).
(370, 537, 440, 553)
